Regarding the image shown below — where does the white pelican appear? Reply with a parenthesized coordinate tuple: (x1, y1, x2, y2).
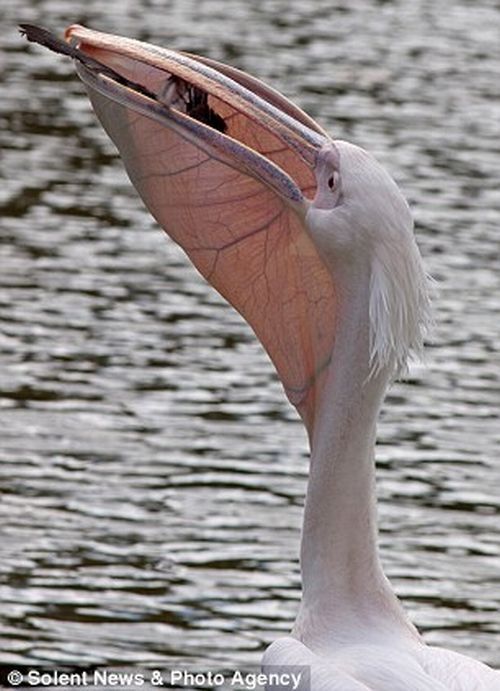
(21, 24, 500, 690)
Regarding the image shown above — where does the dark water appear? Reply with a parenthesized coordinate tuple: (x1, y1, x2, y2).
(1, 0, 500, 673)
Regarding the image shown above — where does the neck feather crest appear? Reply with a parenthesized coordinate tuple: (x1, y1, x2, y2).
(368, 239, 432, 378)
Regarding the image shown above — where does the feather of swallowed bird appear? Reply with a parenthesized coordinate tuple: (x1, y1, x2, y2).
(19, 24, 227, 133)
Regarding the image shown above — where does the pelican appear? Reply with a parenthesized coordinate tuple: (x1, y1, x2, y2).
(21, 24, 500, 690)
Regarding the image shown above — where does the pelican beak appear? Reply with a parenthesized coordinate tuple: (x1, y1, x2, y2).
(19, 23, 339, 431)
(61, 24, 330, 208)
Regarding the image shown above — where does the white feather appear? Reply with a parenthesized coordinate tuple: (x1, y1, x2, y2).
(331, 141, 433, 377)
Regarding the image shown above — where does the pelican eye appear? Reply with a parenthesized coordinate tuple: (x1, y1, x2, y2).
(328, 174, 336, 190)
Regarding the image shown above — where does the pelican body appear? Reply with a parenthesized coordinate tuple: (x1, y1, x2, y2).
(22, 24, 500, 690)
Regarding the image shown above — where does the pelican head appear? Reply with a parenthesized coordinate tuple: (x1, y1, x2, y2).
(20, 22, 430, 415)
(308, 140, 431, 376)
(41, 22, 429, 401)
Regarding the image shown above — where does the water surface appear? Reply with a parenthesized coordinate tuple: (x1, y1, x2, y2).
(1, 0, 500, 672)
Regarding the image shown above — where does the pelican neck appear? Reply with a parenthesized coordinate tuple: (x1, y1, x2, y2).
(293, 265, 419, 650)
